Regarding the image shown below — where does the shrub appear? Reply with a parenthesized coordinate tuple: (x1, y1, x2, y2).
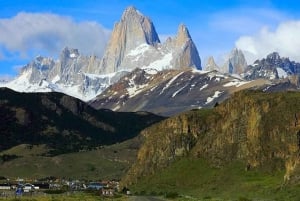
(165, 192, 179, 199)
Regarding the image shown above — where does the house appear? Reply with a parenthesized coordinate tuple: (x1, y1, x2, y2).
(101, 188, 115, 196)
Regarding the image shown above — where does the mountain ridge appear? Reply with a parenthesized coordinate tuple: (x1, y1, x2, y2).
(0, 87, 164, 155)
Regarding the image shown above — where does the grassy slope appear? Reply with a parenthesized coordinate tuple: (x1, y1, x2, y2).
(124, 90, 300, 201)
(130, 158, 300, 200)
(0, 138, 140, 180)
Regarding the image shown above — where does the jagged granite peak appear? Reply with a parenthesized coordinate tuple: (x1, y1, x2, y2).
(205, 56, 219, 71)
(244, 52, 300, 80)
(100, 6, 160, 73)
(176, 23, 191, 45)
(121, 6, 160, 45)
(222, 48, 247, 74)
(171, 24, 202, 69)
(267, 52, 280, 61)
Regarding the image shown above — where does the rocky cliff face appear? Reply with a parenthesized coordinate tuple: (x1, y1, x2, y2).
(100, 7, 201, 73)
(222, 48, 247, 74)
(244, 52, 300, 80)
(99, 6, 160, 73)
(167, 24, 202, 69)
(122, 90, 300, 185)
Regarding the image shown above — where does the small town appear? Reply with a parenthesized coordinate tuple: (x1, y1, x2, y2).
(0, 177, 123, 198)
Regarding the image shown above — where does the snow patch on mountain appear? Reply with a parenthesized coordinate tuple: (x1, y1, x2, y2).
(206, 91, 223, 104)
(223, 79, 249, 87)
(127, 84, 148, 98)
(160, 72, 184, 95)
(172, 84, 188, 98)
(142, 53, 173, 70)
(52, 75, 60, 83)
(127, 43, 151, 57)
(84, 72, 119, 80)
(2, 69, 51, 92)
(276, 68, 288, 78)
(143, 68, 158, 75)
(200, 84, 208, 91)
(126, 75, 149, 98)
(192, 69, 209, 74)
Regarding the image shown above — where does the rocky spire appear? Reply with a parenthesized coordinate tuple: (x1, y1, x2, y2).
(100, 6, 160, 73)
(175, 24, 191, 46)
(205, 56, 219, 71)
(222, 48, 247, 74)
(172, 24, 202, 69)
(121, 6, 160, 46)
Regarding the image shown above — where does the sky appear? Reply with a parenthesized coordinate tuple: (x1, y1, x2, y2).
(1, 0, 300, 79)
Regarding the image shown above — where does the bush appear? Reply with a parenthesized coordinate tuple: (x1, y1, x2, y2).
(150, 191, 158, 196)
(165, 192, 179, 199)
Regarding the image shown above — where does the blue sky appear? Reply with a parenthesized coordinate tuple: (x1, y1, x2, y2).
(1, 0, 300, 79)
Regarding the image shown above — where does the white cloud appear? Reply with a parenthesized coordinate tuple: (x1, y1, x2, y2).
(236, 20, 300, 63)
(0, 12, 110, 58)
(195, 7, 288, 66)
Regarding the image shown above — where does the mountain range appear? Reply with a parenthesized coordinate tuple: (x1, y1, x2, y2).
(2, 6, 300, 199)
(1, 6, 300, 117)
(0, 6, 201, 103)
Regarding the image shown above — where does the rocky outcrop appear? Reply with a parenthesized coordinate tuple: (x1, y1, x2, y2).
(122, 90, 300, 186)
(222, 48, 247, 74)
(99, 6, 160, 73)
(244, 52, 300, 80)
(169, 24, 202, 69)
(205, 56, 219, 71)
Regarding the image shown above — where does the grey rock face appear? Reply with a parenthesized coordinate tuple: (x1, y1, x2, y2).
(205, 56, 219, 71)
(169, 24, 202, 70)
(244, 52, 300, 80)
(99, 6, 161, 73)
(222, 48, 247, 74)
(100, 7, 201, 73)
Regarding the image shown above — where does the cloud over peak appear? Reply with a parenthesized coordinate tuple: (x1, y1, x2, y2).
(0, 12, 110, 59)
(236, 20, 300, 63)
